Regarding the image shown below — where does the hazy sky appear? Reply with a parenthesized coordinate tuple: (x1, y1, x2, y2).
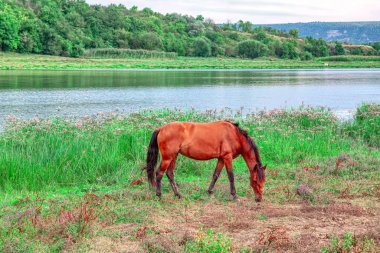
(86, 0, 379, 24)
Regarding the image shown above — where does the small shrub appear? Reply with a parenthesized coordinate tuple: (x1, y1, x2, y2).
(185, 228, 232, 253)
(321, 232, 377, 253)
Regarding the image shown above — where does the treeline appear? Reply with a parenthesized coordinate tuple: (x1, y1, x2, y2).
(257, 22, 380, 44)
(1, 0, 379, 59)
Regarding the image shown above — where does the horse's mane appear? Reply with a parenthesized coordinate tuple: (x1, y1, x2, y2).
(229, 121, 265, 182)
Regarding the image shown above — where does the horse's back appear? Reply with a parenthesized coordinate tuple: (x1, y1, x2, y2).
(157, 121, 240, 160)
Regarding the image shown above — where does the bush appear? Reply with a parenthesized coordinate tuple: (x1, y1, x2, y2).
(139, 32, 163, 50)
(335, 42, 345, 55)
(352, 47, 364, 55)
(236, 39, 269, 59)
(304, 37, 329, 57)
(300, 51, 313, 60)
(192, 37, 211, 57)
(282, 40, 299, 59)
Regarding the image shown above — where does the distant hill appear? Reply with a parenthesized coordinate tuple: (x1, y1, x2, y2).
(256, 22, 380, 44)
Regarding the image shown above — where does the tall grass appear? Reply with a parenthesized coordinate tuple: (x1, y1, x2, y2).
(1, 105, 378, 192)
(82, 48, 178, 59)
(344, 103, 380, 147)
(317, 56, 380, 62)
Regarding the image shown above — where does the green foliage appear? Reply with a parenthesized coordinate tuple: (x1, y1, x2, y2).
(317, 56, 380, 62)
(236, 40, 269, 59)
(373, 42, 380, 55)
(0, 105, 379, 251)
(304, 37, 329, 57)
(321, 232, 377, 253)
(1, 104, 378, 191)
(139, 32, 163, 50)
(0, 5, 21, 50)
(300, 51, 313, 60)
(352, 47, 364, 55)
(237, 20, 253, 33)
(282, 40, 299, 59)
(334, 42, 345, 55)
(289, 28, 299, 38)
(1, 0, 365, 60)
(255, 30, 266, 41)
(192, 37, 211, 57)
(185, 228, 232, 253)
(344, 103, 380, 147)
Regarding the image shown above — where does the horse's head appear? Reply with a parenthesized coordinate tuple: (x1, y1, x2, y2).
(251, 165, 266, 202)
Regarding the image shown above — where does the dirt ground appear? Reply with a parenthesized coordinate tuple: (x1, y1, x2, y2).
(82, 196, 380, 253)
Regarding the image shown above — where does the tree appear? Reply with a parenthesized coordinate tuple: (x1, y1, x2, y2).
(236, 40, 269, 59)
(192, 37, 211, 57)
(0, 0, 337, 59)
(255, 30, 266, 41)
(0, 7, 21, 51)
(140, 32, 163, 50)
(196, 15, 204, 22)
(373, 42, 380, 55)
(304, 37, 329, 57)
(289, 28, 299, 38)
(282, 40, 298, 59)
(335, 42, 345, 55)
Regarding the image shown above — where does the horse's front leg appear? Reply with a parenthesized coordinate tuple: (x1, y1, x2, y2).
(207, 159, 224, 194)
(224, 156, 237, 200)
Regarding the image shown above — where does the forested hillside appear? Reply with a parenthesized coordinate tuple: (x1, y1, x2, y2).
(0, 0, 379, 58)
(256, 22, 380, 44)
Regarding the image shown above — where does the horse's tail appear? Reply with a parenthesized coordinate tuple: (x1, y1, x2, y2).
(146, 129, 160, 188)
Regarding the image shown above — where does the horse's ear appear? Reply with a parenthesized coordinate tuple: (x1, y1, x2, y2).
(263, 165, 267, 170)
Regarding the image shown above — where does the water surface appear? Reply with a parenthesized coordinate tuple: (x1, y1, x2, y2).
(1, 69, 379, 127)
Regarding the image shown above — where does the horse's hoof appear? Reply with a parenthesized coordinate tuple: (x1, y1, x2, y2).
(232, 195, 238, 201)
(255, 197, 262, 202)
(176, 194, 182, 199)
(156, 193, 162, 198)
(207, 190, 213, 195)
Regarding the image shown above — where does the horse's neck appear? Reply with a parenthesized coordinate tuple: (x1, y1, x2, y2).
(240, 138, 256, 169)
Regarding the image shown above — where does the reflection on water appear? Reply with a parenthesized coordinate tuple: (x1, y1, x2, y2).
(0, 69, 379, 127)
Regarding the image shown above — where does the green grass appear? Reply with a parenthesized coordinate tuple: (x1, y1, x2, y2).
(322, 232, 377, 253)
(344, 103, 380, 147)
(1, 53, 380, 70)
(184, 228, 232, 253)
(0, 104, 379, 252)
(318, 55, 380, 62)
(1, 105, 378, 192)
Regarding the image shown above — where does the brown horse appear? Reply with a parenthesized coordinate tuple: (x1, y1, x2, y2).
(146, 120, 266, 202)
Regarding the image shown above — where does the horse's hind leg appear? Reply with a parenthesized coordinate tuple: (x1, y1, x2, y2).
(207, 159, 224, 194)
(166, 156, 181, 198)
(156, 157, 172, 198)
(224, 156, 237, 200)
